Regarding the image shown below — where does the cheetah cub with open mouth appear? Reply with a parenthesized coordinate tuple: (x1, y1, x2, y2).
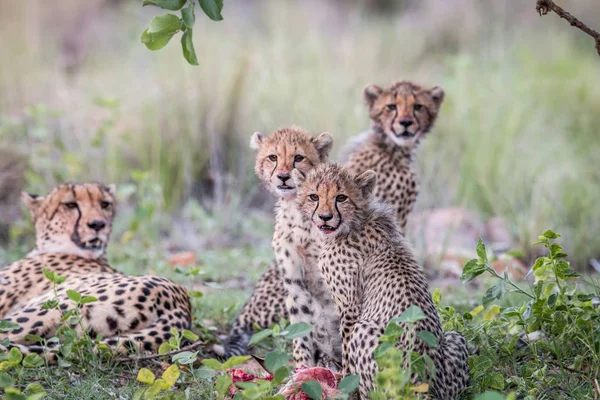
(293, 164, 469, 399)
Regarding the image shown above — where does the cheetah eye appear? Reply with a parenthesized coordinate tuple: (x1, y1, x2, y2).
(268, 155, 278, 162)
(413, 103, 423, 111)
(100, 201, 112, 210)
(386, 104, 397, 111)
(64, 202, 77, 209)
(294, 155, 305, 163)
(336, 195, 348, 202)
(309, 194, 319, 202)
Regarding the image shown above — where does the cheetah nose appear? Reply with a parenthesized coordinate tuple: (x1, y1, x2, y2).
(400, 119, 413, 127)
(277, 173, 291, 183)
(318, 213, 333, 222)
(88, 220, 106, 231)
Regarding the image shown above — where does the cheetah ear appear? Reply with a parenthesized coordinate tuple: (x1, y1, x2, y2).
(363, 84, 383, 108)
(291, 169, 306, 187)
(21, 192, 44, 219)
(105, 184, 116, 196)
(311, 132, 333, 160)
(355, 170, 377, 198)
(428, 86, 445, 105)
(250, 132, 264, 150)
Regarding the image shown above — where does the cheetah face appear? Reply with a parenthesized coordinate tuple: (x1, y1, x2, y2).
(293, 163, 377, 237)
(364, 81, 444, 148)
(22, 183, 116, 259)
(250, 127, 333, 200)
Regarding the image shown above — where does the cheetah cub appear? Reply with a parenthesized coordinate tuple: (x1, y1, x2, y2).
(250, 127, 341, 368)
(343, 80, 445, 232)
(293, 164, 469, 399)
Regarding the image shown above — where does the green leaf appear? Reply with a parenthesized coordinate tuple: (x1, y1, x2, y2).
(0, 321, 21, 332)
(201, 358, 224, 371)
(137, 367, 156, 385)
(192, 366, 216, 380)
(149, 13, 182, 33)
(80, 296, 98, 305)
(393, 305, 425, 324)
(8, 348, 23, 363)
(482, 281, 506, 307)
(182, 2, 195, 29)
(460, 259, 487, 283)
(281, 323, 312, 340)
(542, 229, 560, 239)
(547, 293, 558, 308)
(223, 355, 251, 369)
(145, 378, 169, 398)
(0, 372, 15, 388)
(383, 322, 403, 337)
(215, 374, 233, 397)
(301, 380, 323, 400)
(474, 391, 505, 400)
(374, 342, 394, 358)
(248, 329, 274, 346)
(171, 351, 198, 365)
(484, 372, 505, 390)
(272, 366, 293, 384)
(338, 374, 360, 394)
(24, 383, 46, 397)
(431, 288, 441, 306)
(3, 391, 26, 400)
(476, 237, 487, 262)
(142, 0, 187, 11)
(264, 351, 289, 372)
(162, 364, 180, 387)
(132, 388, 145, 400)
(22, 354, 44, 368)
(141, 29, 177, 51)
(182, 330, 199, 342)
(66, 290, 81, 303)
(416, 331, 438, 348)
(198, 0, 223, 21)
(181, 30, 199, 66)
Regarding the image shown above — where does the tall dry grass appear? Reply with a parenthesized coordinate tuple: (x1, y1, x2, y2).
(0, 0, 599, 266)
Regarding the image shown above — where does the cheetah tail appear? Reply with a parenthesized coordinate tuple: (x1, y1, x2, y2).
(216, 323, 252, 360)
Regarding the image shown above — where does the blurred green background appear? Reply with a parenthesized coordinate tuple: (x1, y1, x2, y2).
(1, 0, 599, 271)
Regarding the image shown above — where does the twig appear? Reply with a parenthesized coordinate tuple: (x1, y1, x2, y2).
(117, 340, 203, 363)
(594, 378, 600, 400)
(535, 0, 600, 56)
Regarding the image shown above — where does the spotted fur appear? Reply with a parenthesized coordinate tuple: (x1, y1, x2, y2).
(242, 127, 341, 368)
(343, 80, 445, 231)
(223, 80, 445, 358)
(293, 164, 469, 399)
(0, 183, 191, 361)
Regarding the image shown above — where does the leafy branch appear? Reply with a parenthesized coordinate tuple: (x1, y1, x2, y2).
(535, 0, 600, 56)
(141, 0, 224, 65)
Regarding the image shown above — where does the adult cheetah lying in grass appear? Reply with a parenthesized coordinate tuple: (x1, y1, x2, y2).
(222, 80, 445, 358)
(293, 163, 469, 399)
(0, 183, 191, 361)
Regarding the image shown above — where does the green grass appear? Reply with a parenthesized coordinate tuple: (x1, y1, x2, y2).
(1, 0, 600, 399)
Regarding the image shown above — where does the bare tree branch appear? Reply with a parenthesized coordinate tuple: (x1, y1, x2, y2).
(536, 0, 600, 56)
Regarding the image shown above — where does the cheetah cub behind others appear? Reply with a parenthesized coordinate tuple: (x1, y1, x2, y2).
(250, 127, 341, 368)
(343, 80, 445, 232)
(293, 164, 469, 399)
